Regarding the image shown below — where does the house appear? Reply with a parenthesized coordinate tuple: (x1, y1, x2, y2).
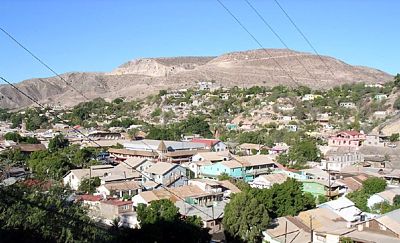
(321, 147, 364, 172)
(191, 138, 227, 152)
(97, 199, 138, 228)
(108, 148, 158, 161)
(143, 162, 187, 188)
(188, 178, 240, 198)
(318, 197, 364, 222)
(367, 188, 400, 209)
(63, 164, 141, 190)
(270, 143, 289, 154)
(88, 131, 123, 140)
(198, 81, 213, 91)
(284, 124, 298, 132)
(355, 209, 400, 240)
(122, 157, 155, 173)
(339, 102, 356, 108)
(374, 94, 388, 101)
(11, 143, 46, 155)
(250, 173, 288, 189)
(238, 143, 269, 155)
(132, 184, 221, 207)
(363, 134, 385, 147)
(263, 208, 354, 243)
(122, 139, 208, 163)
(337, 174, 369, 193)
(200, 155, 278, 182)
(175, 200, 226, 234)
(97, 181, 142, 198)
(328, 130, 366, 147)
(302, 94, 322, 101)
(187, 151, 231, 177)
(365, 83, 384, 88)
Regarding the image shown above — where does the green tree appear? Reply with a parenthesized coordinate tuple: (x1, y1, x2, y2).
(137, 200, 179, 225)
(78, 177, 101, 193)
(0, 184, 111, 242)
(3, 132, 23, 143)
(390, 133, 399, 142)
(223, 190, 270, 242)
(362, 177, 387, 195)
(393, 96, 400, 110)
(136, 199, 210, 243)
(217, 172, 231, 181)
(48, 134, 70, 152)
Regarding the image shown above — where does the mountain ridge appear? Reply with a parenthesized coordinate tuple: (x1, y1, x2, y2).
(0, 49, 393, 109)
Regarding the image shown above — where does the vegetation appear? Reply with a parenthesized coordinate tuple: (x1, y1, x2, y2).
(78, 177, 101, 193)
(136, 199, 210, 242)
(3, 132, 40, 144)
(346, 177, 387, 212)
(0, 184, 111, 242)
(223, 178, 315, 242)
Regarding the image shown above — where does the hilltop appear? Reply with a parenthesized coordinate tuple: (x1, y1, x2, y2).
(0, 49, 393, 109)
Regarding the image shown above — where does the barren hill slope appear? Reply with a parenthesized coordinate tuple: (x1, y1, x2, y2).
(0, 49, 393, 109)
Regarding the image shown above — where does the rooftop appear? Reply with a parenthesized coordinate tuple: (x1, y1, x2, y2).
(144, 162, 178, 175)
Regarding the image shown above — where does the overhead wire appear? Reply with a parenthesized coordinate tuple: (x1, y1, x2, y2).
(271, 0, 337, 79)
(243, 0, 321, 84)
(0, 76, 215, 219)
(0, 27, 90, 99)
(215, 0, 302, 87)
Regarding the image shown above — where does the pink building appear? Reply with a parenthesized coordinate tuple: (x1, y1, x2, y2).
(328, 131, 365, 147)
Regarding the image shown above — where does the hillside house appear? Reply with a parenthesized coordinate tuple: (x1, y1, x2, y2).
(367, 188, 400, 209)
(143, 162, 187, 188)
(339, 102, 356, 108)
(374, 94, 388, 101)
(97, 181, 142, 198)
(250, 173, 288, 189)
(328, 131, 366, 147)
(200, 155, 278, 182)
(191, 138, 227, 152)
(321, 148, 364, 172)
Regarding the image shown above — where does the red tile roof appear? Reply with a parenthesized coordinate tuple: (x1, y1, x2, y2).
(102, 199, 132, 206)
(77, 195, 102, 202)
(191, 138, 220, 148)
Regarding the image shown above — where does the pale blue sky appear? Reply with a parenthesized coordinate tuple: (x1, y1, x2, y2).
(1, 0, 399, 83)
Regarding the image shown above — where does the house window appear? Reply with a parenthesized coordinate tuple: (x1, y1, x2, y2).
(71, 175, 74, 179)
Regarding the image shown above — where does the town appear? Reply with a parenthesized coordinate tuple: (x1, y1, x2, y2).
(2, 77, 400, 242)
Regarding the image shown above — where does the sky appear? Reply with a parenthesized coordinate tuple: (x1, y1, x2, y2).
(1, 0, 399, 83)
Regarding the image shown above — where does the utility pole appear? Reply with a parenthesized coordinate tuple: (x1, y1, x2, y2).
(310, 216, 313, 243)
(284, 220, 288, 243)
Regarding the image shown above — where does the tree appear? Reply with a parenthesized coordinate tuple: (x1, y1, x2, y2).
(48, 134, 70, 152)
(362, 177, 387, 195)
(394, 96, 400, 110)
(137, 200, 179, 225)
(223, 178, 315, 242)
(223, 190, 270, 242)
(3, 132, 23, 143)
(136, 200, 210, 243)
(390, 133, 399, 142)
(217, 172, 231, 181)
(78, 177, 101, 193)
(0, 184, 111, 242)
(394, 73, 400, 87)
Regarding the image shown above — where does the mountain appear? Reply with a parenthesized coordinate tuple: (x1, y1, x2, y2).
(0, 49, 393, 109)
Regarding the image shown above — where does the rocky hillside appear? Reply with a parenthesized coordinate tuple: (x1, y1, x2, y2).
(0, 49, 393, 109)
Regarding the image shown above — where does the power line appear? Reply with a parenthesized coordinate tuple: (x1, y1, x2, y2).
(243, 0, 320, 84)
(271, 0, 337, 79)
(0, 27, 90, 100)
(215, 0, 302, 87)
(0, 75, 215, 219)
